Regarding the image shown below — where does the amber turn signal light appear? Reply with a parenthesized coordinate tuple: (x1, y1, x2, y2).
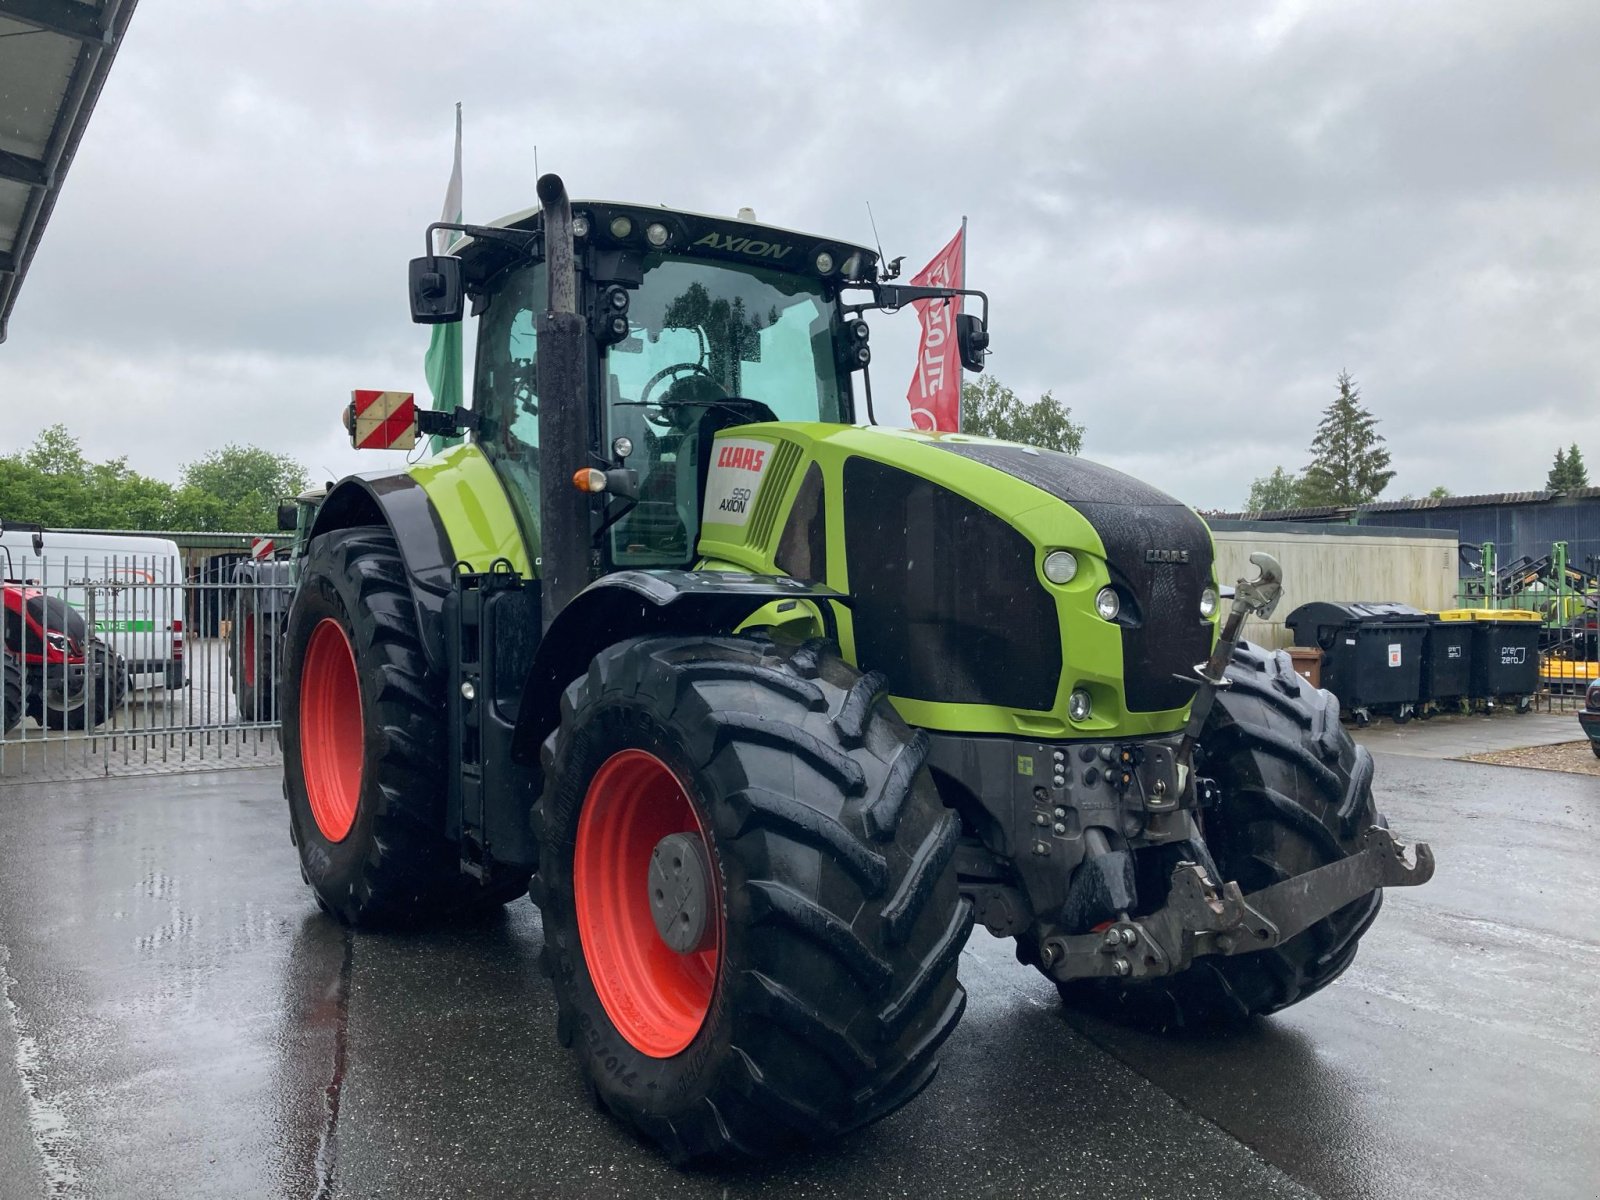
(573, 468, 608, 494)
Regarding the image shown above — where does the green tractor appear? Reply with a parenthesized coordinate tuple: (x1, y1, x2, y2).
(282, 175, 1433, 1162)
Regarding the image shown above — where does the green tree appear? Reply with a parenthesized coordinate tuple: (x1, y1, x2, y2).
(1245, 466, 1303, 512)
(1298, 371, 1395, 506)
(1546, 443, 1589, 490)
(174, 445, 308, 531)
(1427, 484, 1452, 499)
(959, 374, 1084, 454)
(0, 424, 176, 529)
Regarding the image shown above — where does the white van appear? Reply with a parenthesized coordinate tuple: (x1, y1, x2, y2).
(0, 527, 186, 689)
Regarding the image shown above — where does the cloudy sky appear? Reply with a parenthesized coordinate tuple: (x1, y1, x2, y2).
(2, 0, 1597, 510)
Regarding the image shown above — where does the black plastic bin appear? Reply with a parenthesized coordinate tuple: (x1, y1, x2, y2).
(1421, 614, 1474, 710)
(1285, 601, 1429, 724)
(1467, 612, 1543, 710)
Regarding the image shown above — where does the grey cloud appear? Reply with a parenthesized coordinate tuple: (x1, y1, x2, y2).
(1, 0, 1597, 512)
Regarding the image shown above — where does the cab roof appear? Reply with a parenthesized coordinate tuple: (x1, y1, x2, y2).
(455, 198, 880, 288)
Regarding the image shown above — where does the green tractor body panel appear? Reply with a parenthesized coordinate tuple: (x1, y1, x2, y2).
(409, 441, 535, 578)
(389, 416, 1220, 742)
(697, 421, 1219, 738)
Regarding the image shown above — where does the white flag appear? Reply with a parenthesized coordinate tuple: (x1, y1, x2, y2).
(434, 102, 463, 254)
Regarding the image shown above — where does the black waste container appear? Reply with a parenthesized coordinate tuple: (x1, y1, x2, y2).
(1421, 613, 1474, 711)
(1468, 611, 1543, 711)
(1285, 601, 1429, 724)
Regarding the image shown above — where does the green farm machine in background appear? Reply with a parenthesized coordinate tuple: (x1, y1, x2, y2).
(280, 175, 1433, 1161)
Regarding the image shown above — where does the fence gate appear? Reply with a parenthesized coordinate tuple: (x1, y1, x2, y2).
(1, 550, 288, 782)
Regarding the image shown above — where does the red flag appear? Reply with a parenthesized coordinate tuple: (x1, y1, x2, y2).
(905, 226, 966, 432)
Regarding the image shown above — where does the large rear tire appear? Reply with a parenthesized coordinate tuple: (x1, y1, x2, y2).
(1063, 641, 1384, 1030)
(533, 635, 972, 1162)
(282, 526, 526, 926)
(230, 611, 276, 722)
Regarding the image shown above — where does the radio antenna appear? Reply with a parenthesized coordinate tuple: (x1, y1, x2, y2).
(865, 201, 901, 279)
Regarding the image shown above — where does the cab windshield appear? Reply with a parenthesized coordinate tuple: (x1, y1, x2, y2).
(605, 255, 848, 566)
(473, 252, 850, 569)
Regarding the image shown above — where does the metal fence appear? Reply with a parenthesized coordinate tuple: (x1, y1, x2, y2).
(1, 551, 290, 780)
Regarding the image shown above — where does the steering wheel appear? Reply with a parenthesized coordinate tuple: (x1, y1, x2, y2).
(640, 362, 720, 408)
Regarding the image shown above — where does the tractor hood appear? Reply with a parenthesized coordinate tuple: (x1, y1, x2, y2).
(919, 436, 1216, 714)
(698, 423, 1219, 733)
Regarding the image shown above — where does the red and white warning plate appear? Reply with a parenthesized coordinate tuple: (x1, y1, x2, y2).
(349, 390, 418, 451)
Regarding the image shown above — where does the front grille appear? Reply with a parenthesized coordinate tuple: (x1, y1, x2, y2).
(929, 441, 1213, 713)
(843, 457, 1061, 710)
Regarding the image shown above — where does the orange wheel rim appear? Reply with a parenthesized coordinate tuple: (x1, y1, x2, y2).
(574, 749, 721, 1058)
(300, 618, 363, 842)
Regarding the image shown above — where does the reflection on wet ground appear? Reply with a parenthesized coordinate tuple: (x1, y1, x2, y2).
(0, 755, 1594, 1199)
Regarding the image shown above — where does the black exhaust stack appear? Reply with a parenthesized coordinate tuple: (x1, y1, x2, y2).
(534, 173, 593, 630)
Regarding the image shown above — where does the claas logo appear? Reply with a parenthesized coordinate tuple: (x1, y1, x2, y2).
(717, 445, 766, 472)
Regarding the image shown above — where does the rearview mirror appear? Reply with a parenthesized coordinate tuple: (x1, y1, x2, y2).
(956, 313, 989, 373)
(408, 255, 464, 324)
(276, 502, 297, 532)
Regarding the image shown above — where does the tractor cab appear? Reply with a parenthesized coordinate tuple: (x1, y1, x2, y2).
(415, 196, 987, 577)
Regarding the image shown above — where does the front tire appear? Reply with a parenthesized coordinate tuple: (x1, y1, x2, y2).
(533, 636, 972, 1162)
(30, 642, 127, 730)
(1065, 641, 1384, 1030)
(282, 526, 524, 926)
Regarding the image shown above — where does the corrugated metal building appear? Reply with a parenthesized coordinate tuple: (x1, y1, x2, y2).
(1358, 489, 1600, 575)
(1216, 489, 1600, 577)
(1208, 520, 1458, 649)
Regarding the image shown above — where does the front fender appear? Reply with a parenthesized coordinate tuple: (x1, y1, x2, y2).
(307, 472, 457, 671)
(508, 570, 848, 765)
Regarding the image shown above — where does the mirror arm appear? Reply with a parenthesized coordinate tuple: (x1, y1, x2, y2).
(422, 221, 541, 260)
(415, 406, 480, 438)
(842, 283, 989, 326)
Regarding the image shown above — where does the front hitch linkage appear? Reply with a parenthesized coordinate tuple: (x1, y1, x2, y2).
(1040, 826, 1436, 982)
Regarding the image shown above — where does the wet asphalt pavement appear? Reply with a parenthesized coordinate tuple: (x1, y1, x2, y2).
(0, 749, 1595, 1199)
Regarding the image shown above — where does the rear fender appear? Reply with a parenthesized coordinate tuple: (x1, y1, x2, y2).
(508, 570, 848, 765)
(308, 473, 457, 671)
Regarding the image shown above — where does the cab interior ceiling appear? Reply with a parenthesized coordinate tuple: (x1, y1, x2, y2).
(0, 0, 137, 343)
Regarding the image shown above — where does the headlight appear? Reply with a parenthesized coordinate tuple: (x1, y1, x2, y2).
(1043, 550, 1078, 585)
(1094, 587, 1121, 621)
(1067, 688, 1093, 722)
(1199, 587, 1218, 619)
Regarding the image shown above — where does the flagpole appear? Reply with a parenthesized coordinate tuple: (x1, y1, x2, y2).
(957, 215, 967, 432)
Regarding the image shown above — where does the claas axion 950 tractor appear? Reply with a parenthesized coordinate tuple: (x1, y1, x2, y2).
(283, 174, 1434, 1162)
